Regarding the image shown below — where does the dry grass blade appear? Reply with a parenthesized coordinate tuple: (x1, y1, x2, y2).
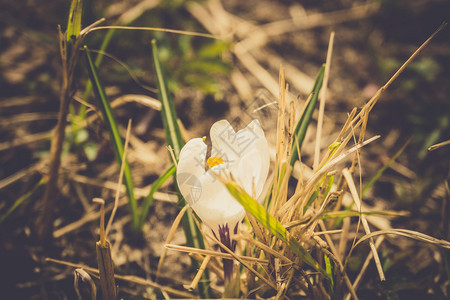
(0, 93, 161, 152)
(105, 119, 132, 238)
(277, 66, 286, 163)
(53, 199, 124, 239)
(249, 3, 380, 45)
(74, 268, 97, 300)
(428, 139, 450, 151)
(323, 210, 410, 219)
(0, 112, 58, 126)
(92, 197, 117, 299)
(234, 234, 293, 265)
(184, 255, 211, 291)
(345, 236, 384, 300)
(314, 22, 445, 174)
(0, 162, 43, 190)
(354, 229, 450, 250)
(35, 23, 83, 240)
(203, 231, 277, 290)
(383, 21, 447, 90)
(270, 66, 287, 215)
(342, 168, 385, 281)
(156, 205, 189, 279)
(87, 25, 217, 39)
(96, 239, 117, 300)
(111, 94, 161, 111)
(0, 131, 53, 151)
(69, 174, 177, 203)
(45, 258, 195, 298)
(234, 43, 279, 97)
(79, 18, 106, 36)
(165, 244, 269, 265)
(281, 135, 380, 217)
(314, 31, 334, 171)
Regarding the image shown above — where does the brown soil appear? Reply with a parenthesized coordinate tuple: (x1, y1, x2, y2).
(0, 0, 449, 299)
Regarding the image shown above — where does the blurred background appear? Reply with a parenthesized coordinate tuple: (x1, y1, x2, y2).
(0, 0, 449, 298)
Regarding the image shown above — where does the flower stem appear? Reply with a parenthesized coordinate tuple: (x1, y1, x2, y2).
(217, 223, 239, 281)
(222, 257, 234, 282)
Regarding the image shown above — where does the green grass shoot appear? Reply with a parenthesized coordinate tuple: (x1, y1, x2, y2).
(290, 64, 325, 166)
(137, 165, 176, 230)
(0, 177, 47, 224)
(66, 0, 82, 42)
(151, 39, 211, 297)
(84, 46, 139, 230)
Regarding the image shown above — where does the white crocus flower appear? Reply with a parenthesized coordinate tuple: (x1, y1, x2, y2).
(176, 120, 270, 272)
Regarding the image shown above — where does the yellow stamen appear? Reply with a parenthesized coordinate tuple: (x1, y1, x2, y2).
(207, 156, 224, 168)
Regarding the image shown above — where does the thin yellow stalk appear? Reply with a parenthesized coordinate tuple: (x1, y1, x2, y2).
(345, 236, 384, 300)
(156, 205, 188, 279)
(383, 22, 447, 90)
(246, 212, 267, 244)
(286, 101, 295, 160)
(74, 268, 97, 300)
(271, 66, 286, 215)
(318, 107, 357, 169)
(234, 234, 293, 265)
(428, 139, 450, 151)
(314, 31, 334, 171)
(338, 217, 351, 261)
(318, 220, 341, 264)
(185, 255, 212, 291)
(313, 229, 343, 236)
(92, 198, 105, 245)
(87, 25, 217, 39)
(281, 135, 380, 220)
(354, 229, 450, 249)
(342, 168, 385, 281)
(190, 252, 225, 281)
(105, 119, 132, 238)
(167, 145, 178, 168)
(200, 228, 277, 290)
(92, 196, 116, 299)
(165, 244, 269, 265)
(319, 23, 446, 176)
(278, 66, 286, 163)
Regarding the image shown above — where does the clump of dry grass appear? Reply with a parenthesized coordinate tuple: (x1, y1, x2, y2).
(159, 23, 450, 299)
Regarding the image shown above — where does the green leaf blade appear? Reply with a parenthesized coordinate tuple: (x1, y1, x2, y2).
(151, 39, 184, 160)
(84, 46, 138, 230)
(225, 181, 329, 279)
(290, 65, 325, 166)
(151, 39, 211, 297)
(0, 177, 47, 224)
(66, 0, 83, 42)
(137, 165, 176, 230)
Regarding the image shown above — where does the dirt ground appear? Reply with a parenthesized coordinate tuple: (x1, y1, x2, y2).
(0, 0, 449, 299)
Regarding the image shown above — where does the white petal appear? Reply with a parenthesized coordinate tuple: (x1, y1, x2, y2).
(176, 138, 207, 206)
(177, 120, 268, 236)
(210, 120, 241, 164)
(191, 165, 245, 234)
(235, 120, 270, 198)
(240, 119, 265, 138)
